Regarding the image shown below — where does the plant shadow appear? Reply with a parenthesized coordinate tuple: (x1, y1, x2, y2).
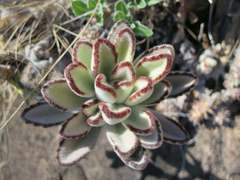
(106, 143, 221, 180)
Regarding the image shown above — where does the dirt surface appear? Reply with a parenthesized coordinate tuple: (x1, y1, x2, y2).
(1, 108, 239, 180)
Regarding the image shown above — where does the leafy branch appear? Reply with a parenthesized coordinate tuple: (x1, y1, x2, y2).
(71, 0, 163, 37)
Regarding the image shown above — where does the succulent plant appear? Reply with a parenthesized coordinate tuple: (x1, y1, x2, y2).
(21, 22, 197, 170)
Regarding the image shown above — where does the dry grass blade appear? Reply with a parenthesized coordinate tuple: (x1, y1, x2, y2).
(0, 83, 14, 175)
(2, 14, 31, 51)
(0, 1, 99, 131)
(1, 0, 65, 54)
(53, 24, 78, 37)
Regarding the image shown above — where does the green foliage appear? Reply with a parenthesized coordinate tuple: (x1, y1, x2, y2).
(71, 0, 105, 26)
(133, 0, 162, 9)
(134, 0, 147, 9)
(71, 0, 96, 16)
(131, 21, 153, 37)
(113, 0, 153, 37)
(113, 0, 131, 21)
(71, 0, 160, 37)
(147, 0, 162, 6)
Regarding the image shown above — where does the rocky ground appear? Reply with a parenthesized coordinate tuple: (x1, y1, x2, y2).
(0, 105, 239, 180)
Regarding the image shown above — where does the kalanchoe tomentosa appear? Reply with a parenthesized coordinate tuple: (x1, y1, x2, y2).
(21, 22, 197, 170)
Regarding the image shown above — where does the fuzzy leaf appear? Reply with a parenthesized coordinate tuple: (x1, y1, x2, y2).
(60, 112, 91, 139)
(106, 124, 139, 159)
(82, 99, 98, 117)
(72, 40, 92, 69)
(114, 82, 134, 103)
(135, 44, 175, 62)
(86, 111, 105, 127)
(125, 77, 153, 106)
(124, 109, 156, 136)
(141, 80, 171, 105)
(21, 103, 74, 127)
(139, 120, 163, 149)
(99, 102, 131, 125)
(120, 148, 150, 170)
(108, 22, 130, 42)
(152, 111, 190, 144)
(41, 79, 85, 112)
(58, 128, 101, 165)
(108, 22, 136, 62)
(91, 38, 117, 77)
(65, 63, 94, 97)
(166, 71, 197, 97)
(116, 28, 136, 62)
(95, 73, 117, 103)
(112, 61, 136, 82)
(111, 61, 135, 103)
(135, 44, 174, 84)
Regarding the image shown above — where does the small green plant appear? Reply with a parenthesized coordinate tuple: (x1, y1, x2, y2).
(71, 0, 163, 37)
(21, 22, 196, 170)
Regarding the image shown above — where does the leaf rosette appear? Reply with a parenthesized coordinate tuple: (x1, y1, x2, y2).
(21, 22, 197, 170)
